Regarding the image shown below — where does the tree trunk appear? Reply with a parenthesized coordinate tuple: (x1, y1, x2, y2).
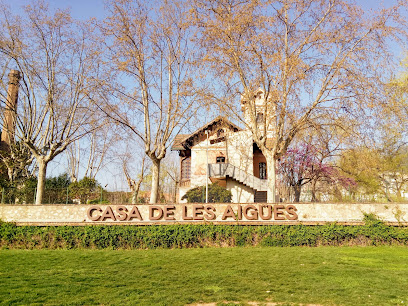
(7, 166, 14, 183)
(149, 158, 161, 204)
(264, 153, 276, 203)
(311, 179, 318, 202)
(129, 186, 136, 204)
(132, 179, 143, 204)
(395, 182, 401, 198)
(294, 184, 301, 202)
(35, 159, 47, 205)
(384, 191, 392, 202)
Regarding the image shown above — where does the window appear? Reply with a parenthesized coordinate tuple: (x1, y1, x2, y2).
(181, 157, 191, 179)
(259, 162, 267, 179)
(216, 156, 225, 163)
(217, 129, 224, 137)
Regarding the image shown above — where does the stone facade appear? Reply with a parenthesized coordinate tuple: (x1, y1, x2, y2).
(173, 117, 267, 203)
(1, 203, 407, 225)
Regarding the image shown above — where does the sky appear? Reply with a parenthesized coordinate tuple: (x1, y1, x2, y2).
(10, 0, 405, 20)
(6, 0, 408, 191)
(12, 0, 107, 19)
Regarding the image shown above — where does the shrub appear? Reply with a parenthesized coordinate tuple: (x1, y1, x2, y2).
(69, 177, 102, 204)
(181, 183, 232, 203)
(1, 221, 408, 249)
(363, 213, 384, 227)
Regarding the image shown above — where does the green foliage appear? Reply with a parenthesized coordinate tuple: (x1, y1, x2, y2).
(1, 222, 408, 249)
(339, 144, 408, 201)
(339, 148, 381, 195)
(1, 177, 37, 204)
(45, 173, 70, 189)
(42, 173, 72, 204)
(0, 166, 8, 187)
(363, 213, 385, 227)
(181, 183, 232, 203)
(0, 174, 108, 204)
(69, 177, 102, 204)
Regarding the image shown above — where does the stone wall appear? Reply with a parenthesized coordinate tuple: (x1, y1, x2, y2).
(1, 203, 407, 226)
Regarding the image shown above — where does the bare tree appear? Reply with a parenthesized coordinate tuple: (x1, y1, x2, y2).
(0, 70, 34, 184)
(0, 141, 34, 184)
(66, 142, 80, 183)
(160, 153, 180, 203)
(192, 0, 408, 202)
(0, 2, 102, 204)
(122, 153, 148, 204)
(83, 131, 108, 179)
(98, 0, 201, 203)
(66, 124, 117, 183)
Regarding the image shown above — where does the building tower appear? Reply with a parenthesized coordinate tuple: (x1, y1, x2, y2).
(240, 87, 276, 141)
(1, 70, 21, 148)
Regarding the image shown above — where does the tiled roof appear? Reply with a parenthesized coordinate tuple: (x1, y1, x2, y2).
(172, 134, 189, 151)
(171, 116, 242, 151)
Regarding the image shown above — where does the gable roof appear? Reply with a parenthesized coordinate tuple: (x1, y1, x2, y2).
(172, 134, 189, 151)
(171, 116, 242, 151)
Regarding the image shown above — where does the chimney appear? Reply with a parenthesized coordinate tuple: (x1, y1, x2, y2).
(1, 70, 21, 147)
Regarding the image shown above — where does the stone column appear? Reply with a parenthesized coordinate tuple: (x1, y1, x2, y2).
(1, 70, 21, 146)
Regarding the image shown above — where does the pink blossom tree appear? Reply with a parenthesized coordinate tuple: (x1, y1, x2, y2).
(278, 144, 356, 202)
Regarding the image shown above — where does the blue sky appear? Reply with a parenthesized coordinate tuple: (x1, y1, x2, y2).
(10, 0, 404, 19)
(12, 0, 107, 19)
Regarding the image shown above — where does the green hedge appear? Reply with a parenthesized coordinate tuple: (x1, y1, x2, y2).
(1, 219, 408, 249)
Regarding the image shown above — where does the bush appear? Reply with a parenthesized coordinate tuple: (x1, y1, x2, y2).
(1, 221, 408, 249)
(363, 213, 384, 227)
(69, 177, 102, 204)
(181, 183, 232, 203)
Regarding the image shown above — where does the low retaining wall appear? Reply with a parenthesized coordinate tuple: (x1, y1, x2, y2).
(0, 203, 407, 226)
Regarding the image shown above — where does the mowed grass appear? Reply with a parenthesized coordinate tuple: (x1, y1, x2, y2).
(1, 247, 408, 305)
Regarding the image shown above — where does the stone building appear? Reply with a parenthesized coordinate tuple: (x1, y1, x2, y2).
(172, 89, 273, 203)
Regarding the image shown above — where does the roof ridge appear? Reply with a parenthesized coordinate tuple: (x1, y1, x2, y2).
(171, 116, 242, 150)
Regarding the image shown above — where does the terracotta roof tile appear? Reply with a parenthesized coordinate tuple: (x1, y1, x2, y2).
(171, 134, 189, 151)
(171, 116, 242, 151)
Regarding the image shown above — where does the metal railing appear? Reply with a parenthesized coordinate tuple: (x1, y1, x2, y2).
(208, 163, 268, 191)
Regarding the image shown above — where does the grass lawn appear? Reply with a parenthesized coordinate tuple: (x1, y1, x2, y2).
(0, 246, 407, 305)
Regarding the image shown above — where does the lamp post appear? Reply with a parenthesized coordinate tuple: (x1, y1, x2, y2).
(205, 129, 209, 203)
